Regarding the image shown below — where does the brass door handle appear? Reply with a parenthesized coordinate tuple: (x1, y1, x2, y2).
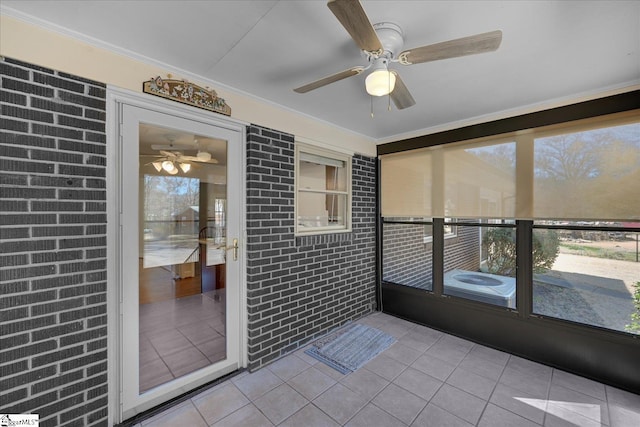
(225, 238, 238, 261)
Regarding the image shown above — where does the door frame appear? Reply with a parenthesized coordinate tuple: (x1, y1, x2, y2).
(106, 86, 248, 424)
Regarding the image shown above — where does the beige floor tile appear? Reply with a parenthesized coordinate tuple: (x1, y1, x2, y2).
(372, 383, 427, 425)
(267, 354, 310, 381)
(192, 382, 250, 425)
(142, 401, 207, 427)
(346, 403, 407, 427)
(313, 383, 368, 425)
(232, 367, 283, 400)
(279, 404, 340, 427)
(211, 403, 273, 427)
(288, 366, 336, 400)
(393, 367, 442, 401)
(252, 383, 308, 425)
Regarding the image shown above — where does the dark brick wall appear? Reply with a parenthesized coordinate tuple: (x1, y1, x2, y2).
(0, 57, 107, 426)
(382, 223, 432, 289)
(245, 125, 376, 370)
(382, 222, 479, 289)
(443, 226, 481, 273)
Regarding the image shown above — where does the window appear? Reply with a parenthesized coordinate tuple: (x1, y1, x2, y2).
(380, 111, 640, 333)
(295, 143, 351, 235)
(423, 223, 457, 243)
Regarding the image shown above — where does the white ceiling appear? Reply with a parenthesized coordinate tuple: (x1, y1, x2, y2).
(3, 0, 639, 142)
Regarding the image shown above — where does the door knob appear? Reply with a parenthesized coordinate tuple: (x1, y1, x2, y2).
(225, 238, 238, 261)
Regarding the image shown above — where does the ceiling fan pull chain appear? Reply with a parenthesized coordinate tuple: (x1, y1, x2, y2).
(388, 73, 392, 111)
(370, 95, 374, 118)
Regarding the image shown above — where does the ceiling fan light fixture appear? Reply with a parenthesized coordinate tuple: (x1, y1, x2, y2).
(179, 163, 191, 173)
(365, 59, 396, 96)
(196, 151, 212, 162)
(167, 167, 179, 175)
(152, 161, 163, 172)
(161, 160, 176, 173)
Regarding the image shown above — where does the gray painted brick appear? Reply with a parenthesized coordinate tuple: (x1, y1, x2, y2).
(31, 96, 83, 116)
(0, 131, 56, 148)
(31, 148, 84, 164)
(1, 104, 54, 123)
(31, 369, 84, 395)
(30, 175, 84, 187)
(0, 89, 27, 105)
(31, 321, 84, 342)
(2, 77, 55, 97)
(32, 226, 84, 237)
(59, 326, 107, 347)
(0, 264, 57, 282)
(1, 57, 107, 420)
(1, 390, 58, 415)
(0, 158, 55, 174)
(0, 365, 57, 391)
(32, 345, 85, 369)
(0, 306, 29, 322)
(245, 125, 376, 370)
(33, 72, 86, 93)
(1, 187, 56, 199)
(31, 123, 83, 140)
(60, 350, 107, 372)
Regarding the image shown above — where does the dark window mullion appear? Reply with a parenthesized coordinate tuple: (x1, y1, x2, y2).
(433, 217, 444, 296)
(516, 220, 533, 319)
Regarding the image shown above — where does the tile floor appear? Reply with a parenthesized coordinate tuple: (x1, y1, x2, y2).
(139, 290, 226, 392)
(133, 312, 640, 427)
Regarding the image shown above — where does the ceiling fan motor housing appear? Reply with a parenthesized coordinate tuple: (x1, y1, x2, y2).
(372, 22, 404, 59)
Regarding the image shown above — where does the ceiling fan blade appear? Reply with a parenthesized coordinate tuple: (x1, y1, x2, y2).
(398, 30, 502, 65)
(180, 155, 219, 164)
(150, 144, 193, 151)
(327, 0, 383, 53)
(390, 71, 415, 110)
(294, 67, 364, 93)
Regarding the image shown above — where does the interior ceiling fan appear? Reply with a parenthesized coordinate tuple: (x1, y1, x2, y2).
(142, 141, 218, 175)
(294, 0, 503, 110)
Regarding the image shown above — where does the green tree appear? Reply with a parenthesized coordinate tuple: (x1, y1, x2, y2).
(625, 282, 640, 334)
(482, 228, 559, 276)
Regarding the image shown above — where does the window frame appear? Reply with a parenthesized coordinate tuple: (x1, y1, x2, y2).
(294, 142, 352, 236)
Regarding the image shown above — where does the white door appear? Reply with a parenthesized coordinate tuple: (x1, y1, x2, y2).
(118, 103, 242, 419)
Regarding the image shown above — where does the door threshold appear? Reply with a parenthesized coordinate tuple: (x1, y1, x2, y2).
(116, 369, 245, 427)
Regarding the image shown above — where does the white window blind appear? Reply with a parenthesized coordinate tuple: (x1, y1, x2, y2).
(380, 148, 432, 217)
(380, 113, 639, 221)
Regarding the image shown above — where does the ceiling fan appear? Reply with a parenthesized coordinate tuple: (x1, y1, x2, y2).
(294, 0, 503, 110)
(143, 142, 218, 175)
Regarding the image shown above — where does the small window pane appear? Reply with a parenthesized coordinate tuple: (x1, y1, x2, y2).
(383, 220, 433, 290)
(299, 155, 347, 192)
(444, 223, 517, 308)
(296, 143, 351, 235)
(297, 193, 347, 229)
(533, 227, 640, 334)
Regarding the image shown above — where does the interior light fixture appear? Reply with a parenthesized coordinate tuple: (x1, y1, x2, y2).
(196, 151, 212, 162)
(167, 167, 179, 175)
(179, 163, 191, 173)
(365, 58, 396, 97)
(161, 160, 176, 173)
(152, 161, 163, 172)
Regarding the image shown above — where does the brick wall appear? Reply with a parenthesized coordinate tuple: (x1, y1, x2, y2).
(443, 226, 480, 273)
(382, 223, 432, 289)
(245, 125, 376, 370)
(0, 57, 108, 426)
(382, 222, 480, 289)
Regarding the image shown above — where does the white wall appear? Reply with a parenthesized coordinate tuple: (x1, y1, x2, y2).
(0, 14, 377, 157)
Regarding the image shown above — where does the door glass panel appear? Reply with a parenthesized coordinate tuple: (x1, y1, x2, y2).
(138, 123, 227, 393)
